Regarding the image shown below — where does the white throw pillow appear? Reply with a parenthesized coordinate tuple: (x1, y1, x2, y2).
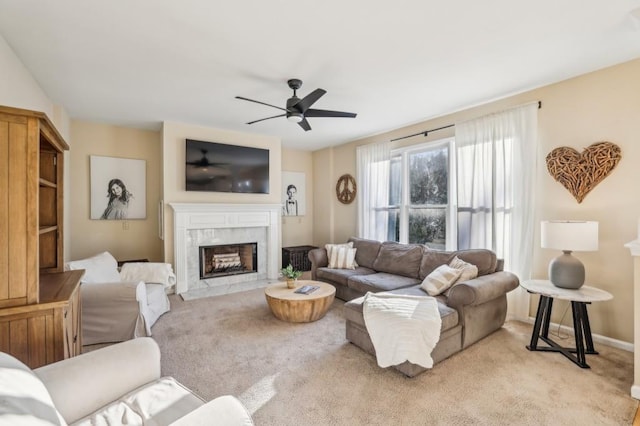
(420, 264, 462, 296)
(325, 242, 358, 268)
(66, 251, 121, 284)
(449, 256, 479, 283)
(120, 263, 177, 288)
(0, 352, 68, 425)
(328, 246, 357, 269)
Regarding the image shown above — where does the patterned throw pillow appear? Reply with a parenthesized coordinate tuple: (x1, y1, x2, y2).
(327, 246, 357, 269)
(420, 264, 462, 296)
(325, 242, 358, 268)
(449, 256, 479, 283)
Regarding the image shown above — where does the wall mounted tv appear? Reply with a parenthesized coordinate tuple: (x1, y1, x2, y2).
(185, 139, 269, 194)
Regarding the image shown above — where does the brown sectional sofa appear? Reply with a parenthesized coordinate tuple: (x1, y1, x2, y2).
(308, 237, 519, 376)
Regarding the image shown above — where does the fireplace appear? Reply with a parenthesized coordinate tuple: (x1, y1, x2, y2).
(170, 203, 281, 296)
(200, 242, 257, 279)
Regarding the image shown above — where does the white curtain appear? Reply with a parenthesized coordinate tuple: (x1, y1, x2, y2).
(356, 142, 391, 241)
(455, 103, 538, 320)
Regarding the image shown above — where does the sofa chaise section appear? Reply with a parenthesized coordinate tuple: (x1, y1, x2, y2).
(309, 237, 519, 376)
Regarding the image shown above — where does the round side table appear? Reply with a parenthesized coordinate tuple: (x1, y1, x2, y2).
(520, 279, 613, 368)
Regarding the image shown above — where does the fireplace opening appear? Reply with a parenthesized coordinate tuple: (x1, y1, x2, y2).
(199, 242, 258, 279)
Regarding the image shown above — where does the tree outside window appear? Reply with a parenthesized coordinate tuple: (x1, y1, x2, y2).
(386, 140, 452, 249)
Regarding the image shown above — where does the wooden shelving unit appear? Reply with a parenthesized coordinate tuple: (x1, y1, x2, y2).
(0, 105, 82, 368)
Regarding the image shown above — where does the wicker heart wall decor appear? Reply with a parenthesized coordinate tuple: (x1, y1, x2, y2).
(545, 141, 621, 203)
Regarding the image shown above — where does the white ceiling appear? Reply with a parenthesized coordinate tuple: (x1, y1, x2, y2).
(1, 1, 640, 151)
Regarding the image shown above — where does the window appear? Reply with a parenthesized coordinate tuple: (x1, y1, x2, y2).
(384, 138, 455, 250)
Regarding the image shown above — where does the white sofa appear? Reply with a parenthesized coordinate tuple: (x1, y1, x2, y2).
(0, 338, 254, 425)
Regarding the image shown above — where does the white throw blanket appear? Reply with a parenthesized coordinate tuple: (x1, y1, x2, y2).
(120, 262, 177, 289)
(363, 292, 442, 369)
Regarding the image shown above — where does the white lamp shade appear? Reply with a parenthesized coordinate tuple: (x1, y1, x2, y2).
(541, 220, 598, 252)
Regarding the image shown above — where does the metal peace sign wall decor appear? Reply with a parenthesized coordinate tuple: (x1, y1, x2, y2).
(336, 174, 357, 204)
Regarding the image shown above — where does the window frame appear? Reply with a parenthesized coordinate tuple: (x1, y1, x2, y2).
(384, 137, 456, 250)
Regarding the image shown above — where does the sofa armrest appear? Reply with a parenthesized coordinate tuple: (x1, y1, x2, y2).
(446, 271, 519, 308)
(81, 280, 149, 345)
(35, 337, 161, 424)
(308, 248, 328, 280)
(82, 280, 147, 305)
(170, 395, 254, 426)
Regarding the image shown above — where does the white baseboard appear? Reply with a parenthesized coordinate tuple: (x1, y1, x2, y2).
(631, 385, 640, 400)
(522, 316, 634, 353)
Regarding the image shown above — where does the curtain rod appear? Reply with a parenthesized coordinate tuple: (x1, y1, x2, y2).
(390, 101, 542, 142)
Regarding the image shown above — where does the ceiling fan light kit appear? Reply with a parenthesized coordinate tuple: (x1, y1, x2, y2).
(287, 112, 304, 123)
(236, 78, 357, 132)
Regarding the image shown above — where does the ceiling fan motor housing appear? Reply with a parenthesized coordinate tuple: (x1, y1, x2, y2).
(286, 95, 304, 122)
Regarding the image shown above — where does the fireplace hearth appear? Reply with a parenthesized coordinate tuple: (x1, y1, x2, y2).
(200, 242, 257, 279)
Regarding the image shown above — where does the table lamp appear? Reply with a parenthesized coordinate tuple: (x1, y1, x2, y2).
(541, 220, 598, 289)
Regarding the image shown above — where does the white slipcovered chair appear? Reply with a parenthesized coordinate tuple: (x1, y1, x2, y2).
(0, 337, 254, 425)
(66, 252, 174, 346)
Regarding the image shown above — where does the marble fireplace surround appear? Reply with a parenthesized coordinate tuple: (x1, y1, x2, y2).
(170, 203, 281, 296)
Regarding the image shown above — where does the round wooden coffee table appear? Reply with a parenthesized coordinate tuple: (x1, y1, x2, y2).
(264, 280, 336, 323)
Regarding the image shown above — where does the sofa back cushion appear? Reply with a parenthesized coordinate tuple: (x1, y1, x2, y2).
(452, 249, 498, 276)
(348, 237, 382, 270)
(418, 250, 456, 280)
(0, 352, 68, 425)
(371, 241, 424, 278)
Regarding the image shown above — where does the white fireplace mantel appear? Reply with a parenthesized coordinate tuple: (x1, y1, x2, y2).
(170, 203, 281, 294)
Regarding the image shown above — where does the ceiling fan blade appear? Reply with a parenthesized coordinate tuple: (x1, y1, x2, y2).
(292, 89, 326, 113)
(235, 96, 288, 112)
(298, 118, 312, 131)
(305, 108, 357, 118)
(246, 113, 286, 125)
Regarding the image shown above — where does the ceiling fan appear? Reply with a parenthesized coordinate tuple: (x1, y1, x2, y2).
(235, 79, 357, 131)
(186, 149, 227, 168)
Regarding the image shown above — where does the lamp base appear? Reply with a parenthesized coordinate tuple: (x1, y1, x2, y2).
(549, 251, 585, 289)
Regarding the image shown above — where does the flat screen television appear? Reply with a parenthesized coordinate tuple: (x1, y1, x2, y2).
(185, 139, 269, 194)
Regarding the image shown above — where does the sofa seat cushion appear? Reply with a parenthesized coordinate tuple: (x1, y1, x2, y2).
(372, 242, 424, 278)
(344, 289, 459, 333)
(347, 273, 421, 294)
(72, 377, 204, 426)
(316, 266, 376, 287)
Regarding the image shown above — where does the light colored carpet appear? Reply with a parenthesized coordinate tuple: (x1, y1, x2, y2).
(150, 287, 636, 425)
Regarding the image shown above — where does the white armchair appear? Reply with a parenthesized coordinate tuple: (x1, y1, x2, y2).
(0, 338, 254, 425)
(66, 252, 173, 346)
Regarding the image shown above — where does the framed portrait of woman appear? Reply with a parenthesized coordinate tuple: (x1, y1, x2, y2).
(90, 155, 146, 220)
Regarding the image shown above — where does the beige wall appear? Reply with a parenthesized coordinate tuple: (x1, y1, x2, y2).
(161, 121, 282, 266)
(0, 34, 74, 260)
(312, 58, 640, 343)
(0, 35, 56, 124)
(281, 148, 314, 247)
(69, 121, 163, 262)
(310, 143, 359, 245)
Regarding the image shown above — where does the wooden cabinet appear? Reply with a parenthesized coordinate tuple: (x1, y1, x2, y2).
(0, 270, 82, 367)
(0, 105, 81, 368)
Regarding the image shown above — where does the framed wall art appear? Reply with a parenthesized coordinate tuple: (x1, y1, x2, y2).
(90, 155, 146, 220)
(282, 171, 306, 216)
